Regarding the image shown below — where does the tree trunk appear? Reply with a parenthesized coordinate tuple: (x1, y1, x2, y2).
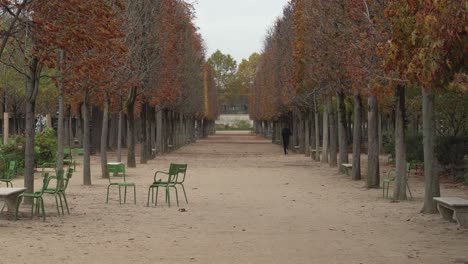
(329, 98, 337, 167)
(298, 112, 305, 153)
(314, 94, 321, 161)
(56, 77, 65, 172)
(76, 103, 83, 147)
(24, 57, 40, 199)
(322, 99, 330, 164)
(421, 88, 439, 213)
(117, 99, 123, 162)
(100, 95, 110, 178)
(156, 107, 162, 154)
(82, 90, 92, 185)
(352, 90, 362, 180)
(126, 87, 137, 168)
(140, 102, 148, 164)
(367, 95, 380, 188)
(304, 112, 310, 157)
(393, 85, 407, 200)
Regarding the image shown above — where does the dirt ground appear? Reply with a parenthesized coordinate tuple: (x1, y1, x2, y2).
(1, 131, 467, 264)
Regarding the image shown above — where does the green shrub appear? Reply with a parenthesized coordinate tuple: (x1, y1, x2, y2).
(0, 135, 26, 169)
(436, 136, 467, 167)
(34, 128, 57, 166)
(382, 131, 424, 163)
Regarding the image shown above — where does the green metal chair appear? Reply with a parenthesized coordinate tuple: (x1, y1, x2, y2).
(63, 148, 76, 171)
(174, 164, 188, 204)
(147, 163, 183, 207)
(41, 169, 65, 216)
(0, 160, 17, 187)
(382, 162, 413, 199)
(106, 163, 136, 204)
(58, 167, 73, 214)
(15, 173, 52, 222)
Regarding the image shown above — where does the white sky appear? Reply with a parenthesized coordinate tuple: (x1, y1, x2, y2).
(193, 0, 289, 64)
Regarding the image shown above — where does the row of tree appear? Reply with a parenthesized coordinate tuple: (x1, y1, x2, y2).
(250, 0, 466, 213)
(0, 0, 218, 195)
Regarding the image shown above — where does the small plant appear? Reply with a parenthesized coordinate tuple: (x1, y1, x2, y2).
(34, 128, 57, 166)
(0, 135, 26, 169)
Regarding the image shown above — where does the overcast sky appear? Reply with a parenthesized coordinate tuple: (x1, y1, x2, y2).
(194, 0, 289, 64)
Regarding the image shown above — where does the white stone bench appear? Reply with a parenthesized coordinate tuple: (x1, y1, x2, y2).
(433, 197, 468, 228)
(0, 187, 26, 213)
(309, 147, 321, 160)
(341, 163, 353, 176)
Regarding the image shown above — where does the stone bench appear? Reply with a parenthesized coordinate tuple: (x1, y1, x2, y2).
(0, 187, 26, 213)
(433, 197, 468, 228)
(309, 147, 321, 161)
(341, 163, 353, 176)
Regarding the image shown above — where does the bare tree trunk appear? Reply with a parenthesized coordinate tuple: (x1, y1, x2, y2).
(56, 76, 65, 172)
(140, 102, 148, 164)
(367, 95, 380, 188)
(156, 107, 162, 154)
(82, 90, 92, 185)
(352, 90, 362, 180)
(126, 87, 137, 168)
(329, 98, 337, 167)
(304, 111, 310, 157)
(100, 95, 110, 178)
(421, 88, 439, 213)
(337, 90, 348, 172)
(378, 113, 383, 154)
(117, 97, 123, 162)
(393, 85, 407, 200)
(314, 94, 321, 161)
(76, 103, 83, 147)
(298, 112, 305, 153)
(322, 99, 330, 164)
(24, 57, 40, 199)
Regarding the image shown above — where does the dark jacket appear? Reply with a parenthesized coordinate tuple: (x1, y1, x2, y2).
(281, 127, 291, 139)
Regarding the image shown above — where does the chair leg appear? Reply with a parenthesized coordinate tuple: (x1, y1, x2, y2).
(124, 186, 127, 204)
(180, 184, 188, 204)
(106, 185, 111, 204)
(166, 187, 171, 207)
(147, 187, 151, 207)
(118, 186, 122, 205)
(173, 186, 179, 207)
(40, 198, 45, 222)
(53, 194, 61, 216)
(133, 185, 136, 205)
(407, 182, 413, 200)
(61, 192, 70, 214)
(155, 187, 159, 206)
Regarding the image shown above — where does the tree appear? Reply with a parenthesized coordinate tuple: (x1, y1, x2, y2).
(386, 0, 466, 211)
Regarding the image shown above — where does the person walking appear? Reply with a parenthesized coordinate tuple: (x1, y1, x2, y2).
(281, 125, 291, 155)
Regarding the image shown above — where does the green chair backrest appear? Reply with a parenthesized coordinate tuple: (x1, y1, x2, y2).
(59, 167, 73, 192)
(406, 162, 411, 176)
(107, 163, 126, 183)
(167, 163, 183, 183)
(36, 172, 53, 196)
(64, 148, 72, 159)
(73, 148, 84, 156)
(172, 164, 187, 183)
(4, 160, 17, 179)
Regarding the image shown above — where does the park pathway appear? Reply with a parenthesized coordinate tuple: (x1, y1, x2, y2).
(1, 131, 468, 264)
